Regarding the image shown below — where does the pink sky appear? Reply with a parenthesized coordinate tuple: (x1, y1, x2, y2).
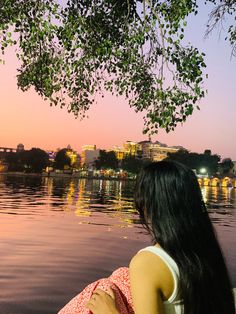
(0, 6, 235, 160)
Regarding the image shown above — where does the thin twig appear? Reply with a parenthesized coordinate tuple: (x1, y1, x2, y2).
(144, 0, 177, 86)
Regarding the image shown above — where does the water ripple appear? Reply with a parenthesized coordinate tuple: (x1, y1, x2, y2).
(0, 175, 235, 314)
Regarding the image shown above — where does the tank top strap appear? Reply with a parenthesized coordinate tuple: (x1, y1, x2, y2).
(138, 246, 180, 303)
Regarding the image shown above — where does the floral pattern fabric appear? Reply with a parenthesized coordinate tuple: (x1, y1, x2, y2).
(58, 267, 134, 314)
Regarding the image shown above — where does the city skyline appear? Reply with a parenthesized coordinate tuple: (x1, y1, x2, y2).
(1, 139, 235, 163)
(0, 3, 236, 160)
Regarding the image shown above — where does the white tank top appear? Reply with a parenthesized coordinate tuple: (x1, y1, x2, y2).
(139, 246, 184, 314)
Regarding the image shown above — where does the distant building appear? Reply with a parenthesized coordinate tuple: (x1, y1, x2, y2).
(16, 143, 24, 152)
(138, 140, 179, 161)
(82, 145, 97, 151)
(122, 141, 142, 157)
(46, 150, 57, 162)
(0, 145, 17, 159)
(81, 145, 100, 167)
(138, 141, 152, 159)
(112, 146, 125, 160)
(110, 140, 179, 162)
(111, 141, 142, 160)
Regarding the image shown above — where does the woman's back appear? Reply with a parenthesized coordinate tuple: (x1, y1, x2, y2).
(134, 161, 235, 314)
(59, 160, 235, 314)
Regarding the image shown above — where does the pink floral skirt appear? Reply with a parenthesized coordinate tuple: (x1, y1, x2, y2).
(58, 267, 134, 314)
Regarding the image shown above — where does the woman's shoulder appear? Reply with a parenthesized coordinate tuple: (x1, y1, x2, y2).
(129, 245, 174, 278)
(130, 245, 165, 268)
(129, 249, 174, 299)
(129, 246, 175, 301)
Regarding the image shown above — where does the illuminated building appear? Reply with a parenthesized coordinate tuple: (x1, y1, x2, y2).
(66, 150, 78, 166)
(82, 145, 97, 151)
(111, 141, 142, 160)
(138, 141, 179, 161)
(122, 141, 142, 156)
(150, 145, 179, 161)
(64, 146, 80, 168)
(81, 140, 180, 165)
(81, 144, 100, 166)
(111, 146, 126, 160)
(138, 141, 152, 159)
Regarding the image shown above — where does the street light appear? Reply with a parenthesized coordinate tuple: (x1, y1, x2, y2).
(200, 168, 207, 174)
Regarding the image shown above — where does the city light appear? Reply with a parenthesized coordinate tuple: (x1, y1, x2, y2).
(199, 168, 207, 174)
(66, 150, 77, 165)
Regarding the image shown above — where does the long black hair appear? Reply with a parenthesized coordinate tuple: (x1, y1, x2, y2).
(134, 160, 235, 314)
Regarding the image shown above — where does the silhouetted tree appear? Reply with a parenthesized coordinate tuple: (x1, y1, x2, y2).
(5, 152, 24, 171)
(24, 148, 49, 173)
(5, 149, 49, 172)
(121, 155, 147, 174)
(166, 149, 220, 175)
(204, 149, 212, 156)
(54, 148, 71, 170)
(220, 158, 234, 175)
(95, 150, 118, 170)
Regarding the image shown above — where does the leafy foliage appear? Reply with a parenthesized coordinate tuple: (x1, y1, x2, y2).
(95, 150, 119, 170)
(121, 155, 148, 174)
(220, 157, 234, 174)
(166, 148, 221, 174)
(5, 148, 49, 172)
(205, 0, 236, 57)
(24, 148, 49, 172)
(54, 148, 71, 170)
(0, 1, 234, 133)
(5, 151, 25, 171)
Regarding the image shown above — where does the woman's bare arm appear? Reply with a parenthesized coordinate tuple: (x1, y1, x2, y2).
(129, 251, 174, 314)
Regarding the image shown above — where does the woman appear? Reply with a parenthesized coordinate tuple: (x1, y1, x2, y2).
(59, 161, 235, 314)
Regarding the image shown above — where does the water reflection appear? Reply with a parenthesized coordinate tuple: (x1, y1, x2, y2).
(1, 176, 235, 224)
(38, 178, 137, 225)
(202, 186, 235, 206)
(0, 175, 235, 314)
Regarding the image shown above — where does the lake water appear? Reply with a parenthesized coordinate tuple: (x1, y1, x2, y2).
(0, 175, 235, 314)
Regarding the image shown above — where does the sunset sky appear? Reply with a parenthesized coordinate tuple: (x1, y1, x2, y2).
(0, 3, 235, 160)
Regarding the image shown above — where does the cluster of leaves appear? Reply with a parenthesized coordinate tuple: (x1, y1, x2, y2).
(0, 0, 67, 102)
(1, 1, 233, 133)
(205, 0, 236, 57)
(58, 0, 207, 134)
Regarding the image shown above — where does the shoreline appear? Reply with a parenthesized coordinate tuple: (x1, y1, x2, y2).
(1, 172, 236, 186)
(0, 172, 135, 181)
(0, 172, 42, 177)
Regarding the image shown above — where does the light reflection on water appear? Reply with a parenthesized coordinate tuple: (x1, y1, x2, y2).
(0, 175, 235, 314)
